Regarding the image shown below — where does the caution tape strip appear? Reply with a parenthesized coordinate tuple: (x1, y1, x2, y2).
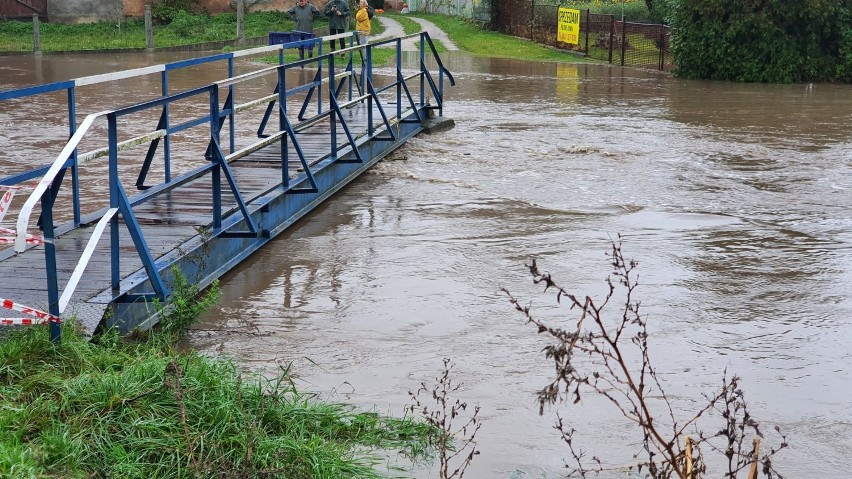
(0, 226, 46, 245)
(0, 236, 45, 245)
(0, 298, 61, 325)
(0, 189, 15, 223)
(1, 318, 44, 326)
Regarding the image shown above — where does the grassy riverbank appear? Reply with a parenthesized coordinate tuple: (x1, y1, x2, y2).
(0, 10, 592, 65)
(0, 277, 432, 478)
(406, 13, 594, 62)
(413, 13, 594, 62)
(0, 11, 303, 52)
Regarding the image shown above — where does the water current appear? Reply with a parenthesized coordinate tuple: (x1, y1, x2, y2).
(1, 51, 851, 478)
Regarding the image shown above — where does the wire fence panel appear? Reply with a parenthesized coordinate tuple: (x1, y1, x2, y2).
(492, 0, 672, 71)
(620, 21, 670, 71)
(586, 13, 616, 63)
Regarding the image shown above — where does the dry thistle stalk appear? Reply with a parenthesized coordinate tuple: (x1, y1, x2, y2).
(502, 236, 787, 479)
(409, 358, 481, 479)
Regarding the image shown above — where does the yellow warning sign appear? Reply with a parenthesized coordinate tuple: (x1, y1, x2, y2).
(557, 7, 581, 45)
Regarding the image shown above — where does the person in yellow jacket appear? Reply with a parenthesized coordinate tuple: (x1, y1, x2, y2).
(355, 0, 375, 45)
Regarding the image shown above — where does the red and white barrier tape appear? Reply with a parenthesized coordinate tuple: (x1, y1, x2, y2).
(0, 226, 45, 245)
(0, 184, 37, 191)
(0, 236, 45, 245)
(0, 298, 61, 325)
(0, 189, 15, 223)
(1, 318, 43, 325)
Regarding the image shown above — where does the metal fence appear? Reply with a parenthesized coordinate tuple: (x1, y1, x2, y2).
(494, 1, 672, 71)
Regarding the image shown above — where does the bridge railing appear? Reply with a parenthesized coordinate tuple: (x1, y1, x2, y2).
(0, 31, 454, 340)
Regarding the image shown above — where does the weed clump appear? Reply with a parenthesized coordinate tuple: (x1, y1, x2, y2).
(0, 272, 432, 478)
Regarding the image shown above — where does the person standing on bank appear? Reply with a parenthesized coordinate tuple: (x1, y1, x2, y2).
(324, 0, 350, 52)
(286, 0, 320, 60)
(355, 0, 374, 45)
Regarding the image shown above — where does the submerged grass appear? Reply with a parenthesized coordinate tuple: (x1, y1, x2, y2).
(0, 274, 433, 478)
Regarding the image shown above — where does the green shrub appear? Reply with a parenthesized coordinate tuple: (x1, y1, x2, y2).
(168, 10, 208, 37)
(670, 0, 851, 83)
(838, 7, 852, 81)
(152, 0, 204, 24)
(0, 20, 35, 36)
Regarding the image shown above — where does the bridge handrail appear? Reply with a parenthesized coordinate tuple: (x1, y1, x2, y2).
(0, 32, 358, 190)
(421, 31, 456, 87)
(14, 110, 111, 252)
(1, 31, 453, 340)
(0, 33, 354, 99)
(365, 31, 455, 88)
(8, 30, 448, 253)
(57, 207, 117, 314)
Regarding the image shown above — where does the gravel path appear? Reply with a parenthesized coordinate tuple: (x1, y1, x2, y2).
(372, 16, 459, 51)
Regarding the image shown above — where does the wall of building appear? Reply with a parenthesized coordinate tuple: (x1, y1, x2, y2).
(121, 0, 293, 17)
(48, 0, 124, 23)
(124, 0, 145, 17)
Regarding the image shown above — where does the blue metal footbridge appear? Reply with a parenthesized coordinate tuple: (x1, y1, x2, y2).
(0, 31, 454, 340)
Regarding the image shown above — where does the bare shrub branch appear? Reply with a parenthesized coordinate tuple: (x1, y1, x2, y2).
(503, 236, 787, 478)
(409, 358, 481, 479)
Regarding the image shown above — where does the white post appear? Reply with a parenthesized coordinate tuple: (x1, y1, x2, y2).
(32, 14, 41, 53)
(145, 5, 154, 51)
(237, 0, 245, 44)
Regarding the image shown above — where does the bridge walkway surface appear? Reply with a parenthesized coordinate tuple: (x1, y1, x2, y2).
(0, 32, 455, 340)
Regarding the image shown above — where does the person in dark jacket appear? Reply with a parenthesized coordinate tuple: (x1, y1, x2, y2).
(323, 0, 350, 52)
(286, 0, 320, 60)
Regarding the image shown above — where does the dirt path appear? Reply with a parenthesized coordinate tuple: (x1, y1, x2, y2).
(372, 16, 459, 51)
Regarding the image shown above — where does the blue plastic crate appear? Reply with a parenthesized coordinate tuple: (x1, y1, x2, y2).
(269, 31, 317, 46)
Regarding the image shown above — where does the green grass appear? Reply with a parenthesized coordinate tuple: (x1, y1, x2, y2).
(0, 10, 596, 66)
(407, 13, 595, 62)
(0, 11, 311, 52)
(381, 13, 422, 36)
(0, 273, 434, 478)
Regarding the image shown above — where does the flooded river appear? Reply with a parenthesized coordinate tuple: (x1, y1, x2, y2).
(2, 51, 851, 478)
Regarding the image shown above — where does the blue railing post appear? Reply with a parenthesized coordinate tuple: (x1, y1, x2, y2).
(67, 87, 81, 226)
(279, 66, 289, 186)
(439, 68, 445, 117)
(419, 34, 426, 107)
(40, 187, 60, 342)
(228, 57, 236, 154)
(161, 71, 172, 182)
(396, 38, 402, 120)
(317, 41, 324, 115)
(329, 54, 337, 160)
(107, 114, 121, 291)
(210, 86, 222, 229)
(367, 45, 373, 137)
(348, 34, 354, 101)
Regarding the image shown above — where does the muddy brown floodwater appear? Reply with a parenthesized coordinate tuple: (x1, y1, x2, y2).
(2, 51, 852, 478)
